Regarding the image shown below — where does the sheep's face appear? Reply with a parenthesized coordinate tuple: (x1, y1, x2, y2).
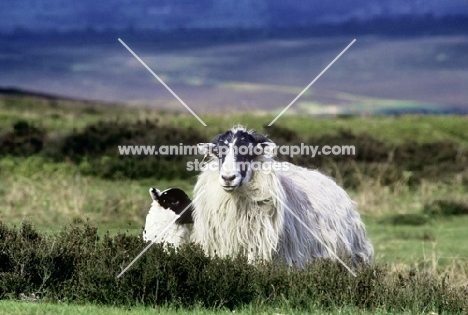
(198, 127, 276, 192)
(149, 187, 194, 224)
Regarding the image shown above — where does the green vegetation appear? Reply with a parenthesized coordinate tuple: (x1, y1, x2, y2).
(0, 93, 467, 314)
(0, 300, 428, 315)
(1, 222, 467, 314)
(2, 94, 468, 145)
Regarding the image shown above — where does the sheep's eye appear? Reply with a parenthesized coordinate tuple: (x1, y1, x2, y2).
(170, 200, 179, 205)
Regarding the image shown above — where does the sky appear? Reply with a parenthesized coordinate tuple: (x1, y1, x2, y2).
(1, 0, 468, 33)
(1, 0, 467, 113)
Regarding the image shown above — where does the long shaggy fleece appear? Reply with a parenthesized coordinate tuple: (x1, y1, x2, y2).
(193, 157, 374, 267)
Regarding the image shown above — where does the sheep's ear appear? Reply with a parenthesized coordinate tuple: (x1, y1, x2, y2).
(256, 142, 277, 157)
(149, 187, 161, 201)
(252, 133, 277, 157)
(197, 143, 218, 157)
(210, 133, 222, 144)
(197, 133, 225, 157)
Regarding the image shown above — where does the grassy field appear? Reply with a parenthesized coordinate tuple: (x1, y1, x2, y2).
(2, 93, 468, 144)
(0, 93, 467, 314)
(0, 300, 433, 315)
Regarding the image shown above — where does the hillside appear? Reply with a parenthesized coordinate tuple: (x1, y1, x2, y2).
(0, 93, 467, 314)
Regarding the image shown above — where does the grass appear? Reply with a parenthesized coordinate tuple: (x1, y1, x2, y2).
(368, 216, 468, 275)
(0, 162, 195, 230)
(0, 300, 426, 315)
(2, 94, 468, 145)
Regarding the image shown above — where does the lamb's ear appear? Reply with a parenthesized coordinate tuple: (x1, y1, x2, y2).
(149, 188, 161, 201)
(252, 133, 277, 157)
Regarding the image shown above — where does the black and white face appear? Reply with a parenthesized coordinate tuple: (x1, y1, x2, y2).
(198, 127, 276, 192)
(149, 187, 194, 224)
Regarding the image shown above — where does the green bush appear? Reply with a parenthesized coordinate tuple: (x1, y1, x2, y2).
(1, 119, 466, 184)
(267, 126, 467, 188)
(0, 222, 467, 313)
(423, 200, 468, 217)
(0, 121, 45, 156)
(41, 119, 206, 180)
(379, 213, 429, 226)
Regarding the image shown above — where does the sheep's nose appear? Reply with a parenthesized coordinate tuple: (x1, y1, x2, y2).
(221, 174, 236, 182)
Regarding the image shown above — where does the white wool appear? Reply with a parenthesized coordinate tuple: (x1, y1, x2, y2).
(193, 157, 284, 262)
(193, 156, 374, 267)
(143, 200, 189, 248)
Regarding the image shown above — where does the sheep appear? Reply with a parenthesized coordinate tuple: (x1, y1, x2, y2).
(193, 125, 374, 268)
(143, 187, 193, 248)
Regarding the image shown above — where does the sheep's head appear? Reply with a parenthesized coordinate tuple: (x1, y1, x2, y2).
(198, 126, 276, 192)
(149, 187, 194, 224)
(143, 187, 192, 245)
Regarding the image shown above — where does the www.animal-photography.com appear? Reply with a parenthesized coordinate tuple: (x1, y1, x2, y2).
(1, 1, 468, 314)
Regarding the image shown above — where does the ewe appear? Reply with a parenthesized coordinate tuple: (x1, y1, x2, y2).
(193, 126, 374, 268)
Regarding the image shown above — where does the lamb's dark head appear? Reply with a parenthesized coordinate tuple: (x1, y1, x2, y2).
(149, 187, 194, 224)
(198, 126, 276, 192)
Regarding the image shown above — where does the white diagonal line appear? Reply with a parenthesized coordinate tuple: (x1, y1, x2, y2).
(118, 38, 207, 127)
(269, 189, 357, 277)
(116, 190, 205, 278)
(268, 39, 356, 126)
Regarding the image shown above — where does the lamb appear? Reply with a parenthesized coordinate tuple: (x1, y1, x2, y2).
(193, 125, 374, 268)
(143, 187, 193, 248)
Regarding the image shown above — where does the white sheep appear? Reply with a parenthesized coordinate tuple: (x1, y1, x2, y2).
(143, 187, 193, 248)
(193, 126, 374, 268)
